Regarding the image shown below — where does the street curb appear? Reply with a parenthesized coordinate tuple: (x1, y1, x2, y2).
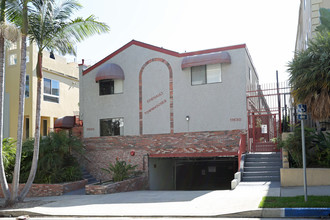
(222, 208, 330, 218)
(285, 208, 330, 218)
(0, 208, 329, 218)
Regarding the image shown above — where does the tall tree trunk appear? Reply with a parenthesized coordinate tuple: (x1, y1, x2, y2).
(10, 0, 28, 203)
(11, 0, 28, 203)
(19, 51, 42, 201)
(0, 0, 10, 204)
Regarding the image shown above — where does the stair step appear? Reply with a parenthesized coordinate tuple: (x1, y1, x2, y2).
(242, 176, 280, 182)
(246, 153, 281, 157)
(245, 157, 280, 162)
(244, 166, 281, 172)
(243, 171, 280, 177)
(81, 167, 97, 184)
(244, 161, 281, 167)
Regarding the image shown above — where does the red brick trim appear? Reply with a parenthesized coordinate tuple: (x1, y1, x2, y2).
(83, 40, 246, 75)
(149, 152, 238, 158)
(139, 58, 174, 135)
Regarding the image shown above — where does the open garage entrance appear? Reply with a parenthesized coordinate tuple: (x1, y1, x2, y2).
(148, 157, 237, 190)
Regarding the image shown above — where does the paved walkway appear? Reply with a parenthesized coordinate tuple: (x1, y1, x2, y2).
(0, 182, 329, 218)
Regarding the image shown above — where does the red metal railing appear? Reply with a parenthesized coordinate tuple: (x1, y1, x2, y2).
(237, 133, 247, 172)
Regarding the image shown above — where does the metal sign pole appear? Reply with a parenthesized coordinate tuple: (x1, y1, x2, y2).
(301, 119, 308, 202)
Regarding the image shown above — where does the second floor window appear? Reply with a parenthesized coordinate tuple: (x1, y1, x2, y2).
(25, 75, 29, 98)
(191, 64, 221, 85)
(9, 54, 17, 65)
(44, 78, 59, 103)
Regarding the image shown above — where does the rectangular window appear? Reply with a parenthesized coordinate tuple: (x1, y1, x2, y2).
(100, 118, 124, 136)
(99, 79, 123, 95)
(206, 64, 221, 83)
(44, 78, 59, 103)
(9, 42, 17, 50)
(191, 64, 221, 85)
(43, 119, 48, 136)
(25, 75, 29, 98)
(25, 118, 29, 139)
(26, 51, 29, 63)
(9, 54, 17, 65)
(191, 66, 206, 85)
(249, 67, 252, 84)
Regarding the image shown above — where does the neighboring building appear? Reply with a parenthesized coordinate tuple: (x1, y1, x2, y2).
(4, 39, 79, 139)
(79, 40, 261, 190)
(295, 0, 330, 51)
(295, 0, 330, 130)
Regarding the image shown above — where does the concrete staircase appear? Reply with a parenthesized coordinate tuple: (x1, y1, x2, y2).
(81, 167, 98, 184)
(242, 153, 281, 182)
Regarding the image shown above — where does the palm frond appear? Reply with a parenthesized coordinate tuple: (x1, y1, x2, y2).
(62, 15, 110, 43)
(288, 32, 330, 120)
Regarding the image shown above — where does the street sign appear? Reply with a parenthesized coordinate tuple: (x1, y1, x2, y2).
(297, 104, 307, 121)
(298, 114, 307, 120)
(297, 104, 307, 113)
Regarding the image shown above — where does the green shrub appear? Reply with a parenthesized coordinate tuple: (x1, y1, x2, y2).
(4, 131, 84, 184)
(2, 138, 16, 182)
(279, 126, 330, 168)
(102, 160, 137, 182)
(310, 131, 330, 167)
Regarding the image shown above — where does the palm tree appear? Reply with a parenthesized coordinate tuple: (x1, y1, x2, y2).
(288, 31, 330, 121)
(16, 0, 109, 202)
(0, 0, 19, 205)
(5, 0, 29, 204)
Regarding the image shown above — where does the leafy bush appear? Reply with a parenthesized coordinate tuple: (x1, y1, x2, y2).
(102, 160, 137, 182)
(310, 131, 330, 167)
(279, 126, 330, 168)
(2, 138, 16, 182)
(4, 131, 84, 184)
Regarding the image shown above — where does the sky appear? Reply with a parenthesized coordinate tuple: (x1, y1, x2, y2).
(69, 0, 301, 84)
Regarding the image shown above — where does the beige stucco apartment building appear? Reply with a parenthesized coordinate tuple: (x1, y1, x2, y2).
(78, 40, 262, 190)
(296, 0, 330, 51)
(4, 39, 79, 139)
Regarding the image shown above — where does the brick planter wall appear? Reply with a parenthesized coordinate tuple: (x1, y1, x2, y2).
(85, 175, 148, 195)
(0, 179, 87, 198)
(78, 130, 244, 181)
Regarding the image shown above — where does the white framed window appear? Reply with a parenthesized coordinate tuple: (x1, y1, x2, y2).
(191, 64, 221, 85)
(100, 118, 124, 136)
(249, 67, 253, 84)
(25, 75, 29, 98)
(9, 54, 17, 65)
(26, 37, 30, 47)
(44, 78, 59, 103)
(9, 42, 17, 50)
(99, 79, 123, 95)
(26, 51, 29, 63)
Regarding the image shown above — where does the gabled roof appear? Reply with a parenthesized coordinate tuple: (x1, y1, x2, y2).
(82, 40, 246, 75)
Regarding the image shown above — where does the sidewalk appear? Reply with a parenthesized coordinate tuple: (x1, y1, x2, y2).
(0, 182, 329, 218)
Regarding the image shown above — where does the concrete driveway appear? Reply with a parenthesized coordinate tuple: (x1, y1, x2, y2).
(1, 182, 329, 218)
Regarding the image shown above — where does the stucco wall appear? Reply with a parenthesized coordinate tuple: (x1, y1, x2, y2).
(4, 40, 79, 139)
(81, 44, 250, 138)
(281, 168, 330, 186)
(296, 0, 330, 52)
(41, 71, 79, 118)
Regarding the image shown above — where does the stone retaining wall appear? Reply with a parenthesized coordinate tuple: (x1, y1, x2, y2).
(0, 179, 87, 197)
(85, 175, 148, 195)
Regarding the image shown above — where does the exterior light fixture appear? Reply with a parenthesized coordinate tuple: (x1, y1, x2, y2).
(186, 116, 190, 121)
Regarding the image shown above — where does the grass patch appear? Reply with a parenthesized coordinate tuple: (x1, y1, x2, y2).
(259, 196, 330, 208)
